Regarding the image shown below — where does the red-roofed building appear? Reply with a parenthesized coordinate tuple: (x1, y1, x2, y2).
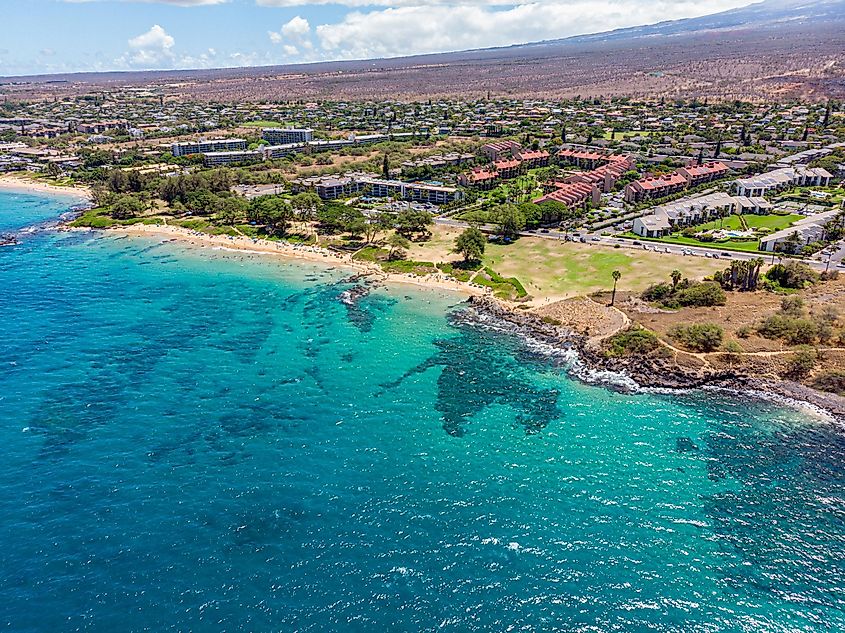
(534, 182, 601, 209)
(558, 156, 636, 193)
(481, 140, 522, 162)
(459, 168, 499, 190)
(515, 149, 550, 168)
(493, 158, 522, 179)
(624, 172, 689, 203)
(677, 161, 730, 187)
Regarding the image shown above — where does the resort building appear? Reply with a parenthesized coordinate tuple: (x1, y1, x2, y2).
(534, 182, 601, 209)
(631, 192, 738, 237)
(201, 149, 263, 167)
(492, 158, 522, 179)
(514, 149, 551, 168)
(297, 173, 462, 205)
(733, 166, 833, 197)
(262, 128, 314, 145)
(677, 161, 730, 187)
(552, 156, 635, 193)
(261, 143, 306, 160)
(459, 168, 498, 190)
(624, 171, 689, 203)
(481, 140, 522, 162)
(758, 209, 840, 252)
(172, 138, 247, 157)
(556, 148, 626, 170)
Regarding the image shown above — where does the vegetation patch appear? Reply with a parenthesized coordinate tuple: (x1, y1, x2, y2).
(603, 327, 662, 358)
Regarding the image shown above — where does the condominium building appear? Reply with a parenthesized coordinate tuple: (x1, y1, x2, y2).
(534, 182, 601, 209)
(202, 150, 263, 167)
(262, 128, 314, 145)
(172, 138, 247, 157)
(624, 172, 689, 203)
(733, 166, 833, 197)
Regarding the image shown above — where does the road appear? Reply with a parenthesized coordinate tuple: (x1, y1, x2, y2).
(434, 217, 842, 271)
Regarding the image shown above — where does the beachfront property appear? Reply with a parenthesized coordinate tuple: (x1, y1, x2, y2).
(261, 127, 314, 145)
(758, 209, 841, 252)
(295, 173, 462, 205)
(172, 138, 248, 157)
(733, 166, 834, 197)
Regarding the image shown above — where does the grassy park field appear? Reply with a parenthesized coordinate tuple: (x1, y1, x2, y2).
(407, 225, 726, 301)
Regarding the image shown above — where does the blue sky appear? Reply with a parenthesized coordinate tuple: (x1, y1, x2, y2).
(0, 0, 754, 76)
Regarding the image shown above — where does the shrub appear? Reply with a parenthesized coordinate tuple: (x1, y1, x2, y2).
(641, 283, 674, 302)
(756, 315, 818, 344)
(780, 296, 805, 317)
(669, 323, 724, 352)
(784, 346, 817, 379)
(736, 325, 752, 339)
(674, 282, 727, 307)
(765, 262, 819, 289)
(811, 370, 845, 396)
(604, 328, 661, 358)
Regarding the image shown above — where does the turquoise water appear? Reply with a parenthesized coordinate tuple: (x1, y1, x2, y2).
(1, 191, 844, 632)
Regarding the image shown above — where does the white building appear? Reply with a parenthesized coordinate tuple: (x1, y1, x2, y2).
(262, 128, 314, 145)
(733, 166, 833, 197)
(758, 209, 840, 252)
(172, 138, 247, 157)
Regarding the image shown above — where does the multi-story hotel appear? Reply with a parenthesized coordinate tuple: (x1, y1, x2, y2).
(172, 138, 247, 157)
(261, 128, 314, 145)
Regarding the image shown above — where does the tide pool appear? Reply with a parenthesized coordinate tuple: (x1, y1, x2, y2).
(1, 192, 843, 632)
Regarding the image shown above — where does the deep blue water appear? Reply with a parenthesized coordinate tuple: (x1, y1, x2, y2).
(1, 191, 844, 632)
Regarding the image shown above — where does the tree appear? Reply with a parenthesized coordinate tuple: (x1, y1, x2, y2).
(493, 204, 525, 239)
(395, 209, 433, 240)
(214, 197, 248, 226)
(110, 194, 145, 220)
(610, 270, 621, 306)
(382, 153, 390, 179)
(670, 269, 682, 290)
(251, 196, 292, 236)
(386, 232, 410, 260)
(454, 227, 486, 263)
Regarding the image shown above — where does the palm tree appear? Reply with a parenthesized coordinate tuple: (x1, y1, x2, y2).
(670, 269, 682, 290)
(610, 270, 621, 306)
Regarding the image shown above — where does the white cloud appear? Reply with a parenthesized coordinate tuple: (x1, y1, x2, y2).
(268, 15, 313, 55)
(313, 1, 752, 59)
(121, 24, 176, 67)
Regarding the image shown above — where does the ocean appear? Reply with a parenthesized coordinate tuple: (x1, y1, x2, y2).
(1, 190, 843, 632)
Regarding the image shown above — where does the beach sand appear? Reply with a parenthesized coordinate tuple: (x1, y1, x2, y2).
(107, 223, 486, 298)
(0, 174, 92, 201)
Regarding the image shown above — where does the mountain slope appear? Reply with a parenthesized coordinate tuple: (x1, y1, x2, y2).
(3, 0, 844, 102)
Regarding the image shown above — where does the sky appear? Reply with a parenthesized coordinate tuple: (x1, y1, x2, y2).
(0, 0, 757, 76)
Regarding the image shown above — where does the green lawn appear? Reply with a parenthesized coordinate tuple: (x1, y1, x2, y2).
(242, 120, 282, 128)
(481, 237, 725, 299)
(623, 213, 805, 254)
(622, 232, 763, 253)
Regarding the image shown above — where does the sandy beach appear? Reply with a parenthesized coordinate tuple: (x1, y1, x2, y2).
(107, 222, 485, 297)
(0, 174, 92, 202)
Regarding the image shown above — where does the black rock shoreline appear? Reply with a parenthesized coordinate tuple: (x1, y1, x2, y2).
(466, 296, 845, 423)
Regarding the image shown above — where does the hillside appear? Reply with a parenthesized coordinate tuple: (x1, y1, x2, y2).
(2, 0, 844, 102)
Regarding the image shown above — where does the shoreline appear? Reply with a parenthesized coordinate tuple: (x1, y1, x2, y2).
(57, 218, 845, 424)
(0, 174, 92, 202)
(465, 295, 845, 424)
(92, 222, 486, 298)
